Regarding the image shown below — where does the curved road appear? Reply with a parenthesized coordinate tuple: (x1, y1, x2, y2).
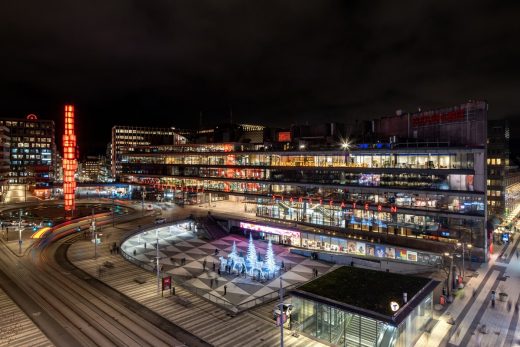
(0, 203, 208, 347)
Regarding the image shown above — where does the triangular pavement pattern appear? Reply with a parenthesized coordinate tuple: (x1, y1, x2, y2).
(169, 253, 195, 261)
(266, 278, 292, 288)
(280, 271, 308, 282)
(184, 248, 207, 255)
(186, 278, 211, 290)
(291, 264, 313, 273)
(252, 286, 277, 297)
(167, 267, 193, 277)
(215, 283, 250, 295)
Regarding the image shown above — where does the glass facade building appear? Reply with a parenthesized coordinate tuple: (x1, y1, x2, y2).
(291, 266, 438, 347)
(119, 101, 489, 261)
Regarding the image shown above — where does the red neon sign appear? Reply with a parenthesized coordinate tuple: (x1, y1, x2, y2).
(63, 104, 77, 212)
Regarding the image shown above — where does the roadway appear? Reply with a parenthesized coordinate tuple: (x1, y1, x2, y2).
(0, 200, 197, 347)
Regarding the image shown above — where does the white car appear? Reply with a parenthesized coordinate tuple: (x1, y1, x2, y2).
(154, 217, 166, 224)
(273, 303, 293, 320)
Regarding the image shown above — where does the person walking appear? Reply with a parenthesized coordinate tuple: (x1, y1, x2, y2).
(491, 291, 496, 308)
(210, 278, 214, 288)
(224, 285, 227, 295)
(203, 259, 207, 270)
(212, 262, 215, 271)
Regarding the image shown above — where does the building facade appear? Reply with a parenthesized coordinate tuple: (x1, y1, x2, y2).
(111, 125, 186, 178)
(0, 114, 56, 186)
(119, 101, 489, 260)
(79, 155, 111, 182)
(0, 126, 10, 200)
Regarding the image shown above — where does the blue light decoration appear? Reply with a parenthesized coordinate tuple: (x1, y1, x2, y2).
(265, 239, 276, 274)
(246, 233, 257, 269)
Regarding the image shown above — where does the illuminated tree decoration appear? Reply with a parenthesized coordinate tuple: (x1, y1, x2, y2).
(63, 105, 77, 212)
(246, 233, 257, 269)
(229, 241, 238, 259)
(265, 239, 276, 274)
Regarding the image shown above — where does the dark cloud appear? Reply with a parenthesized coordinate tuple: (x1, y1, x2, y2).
(1, 0, 519, 154)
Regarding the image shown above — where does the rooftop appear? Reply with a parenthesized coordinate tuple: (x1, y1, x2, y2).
(294, 266, 437, 324)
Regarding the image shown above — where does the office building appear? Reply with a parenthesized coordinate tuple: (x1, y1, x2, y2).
(111, 125, 186, 178)
(0, 114, 56, 186)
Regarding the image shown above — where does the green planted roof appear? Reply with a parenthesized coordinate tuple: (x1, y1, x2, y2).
(298, 266, 431, 316)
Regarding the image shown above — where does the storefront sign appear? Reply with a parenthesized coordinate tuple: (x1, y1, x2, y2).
(411, 109, 465, 127)
(390, 301, 400, 312)
(239, 222, 301, 238)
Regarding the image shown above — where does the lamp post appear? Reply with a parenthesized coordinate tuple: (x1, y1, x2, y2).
(90, 217, 97, 258)
(456, 242, 472, 279)
(112, 194, 115, 227)
(467, 244, 473, 271)
(443, 252, 454, 300)
(141, 191, 146, 216)
(18, 209, 22, 254)
(156, 229, 161, 294)
(279, 276, 284, 347)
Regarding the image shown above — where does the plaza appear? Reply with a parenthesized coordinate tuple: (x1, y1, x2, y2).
(121, 221, 334, 311)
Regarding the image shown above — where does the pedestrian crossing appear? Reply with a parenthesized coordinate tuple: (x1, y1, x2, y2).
(69, 231, 323, 346)
(0, 286, 53, 347)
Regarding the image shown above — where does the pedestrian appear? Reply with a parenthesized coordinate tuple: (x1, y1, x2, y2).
(218, 268, 221, 276)
(507, 300, 512, 312)
(224, 285, 227, 295)
(213, 263, 216, 271)
(517, 249, 519, 259)
(203, 259, 207, 270)
(491, 291, 496, 308)
(133, 249, 136, 256)
(210, 278, 214, 288)
(144, 242, 147, 249)
(281, 260, 285, 269)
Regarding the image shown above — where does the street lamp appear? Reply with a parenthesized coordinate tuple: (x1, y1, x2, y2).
(90, 217, 97, 258)
(141, 191, 146, 216)
(443, 252, 454, 300)
(467, 244, 473, 270)
(18, 209, 23, 254)
(456, 242, 472, 279)
(156, 229, 161, 294)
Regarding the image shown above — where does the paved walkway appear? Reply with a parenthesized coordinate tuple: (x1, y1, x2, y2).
(121, 223, 333, 310)
(68, 218, 325, 347)
(415, 237, 520, 347)
(0, 286, 53, 347)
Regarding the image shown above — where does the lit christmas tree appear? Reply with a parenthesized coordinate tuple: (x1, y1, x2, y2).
(229, 240, 238, 259)
(246, 233, 257, 268)
(265, 239, 276, 274)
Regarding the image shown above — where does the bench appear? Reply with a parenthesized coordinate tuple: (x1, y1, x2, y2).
(134, 276, 147, 284)
(174, 296, 191, 307)
(103, 261, 114, 269)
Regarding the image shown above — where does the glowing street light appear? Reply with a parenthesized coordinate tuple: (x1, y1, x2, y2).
(341, 141, 350, 150)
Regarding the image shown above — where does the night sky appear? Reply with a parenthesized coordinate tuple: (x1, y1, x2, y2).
(1, 1, 520, 155)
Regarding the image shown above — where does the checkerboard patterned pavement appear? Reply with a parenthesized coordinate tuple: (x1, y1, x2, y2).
(122, 224, 333, 308)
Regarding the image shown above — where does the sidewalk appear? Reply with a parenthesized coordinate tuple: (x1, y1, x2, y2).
(415, 237, 520, 347)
